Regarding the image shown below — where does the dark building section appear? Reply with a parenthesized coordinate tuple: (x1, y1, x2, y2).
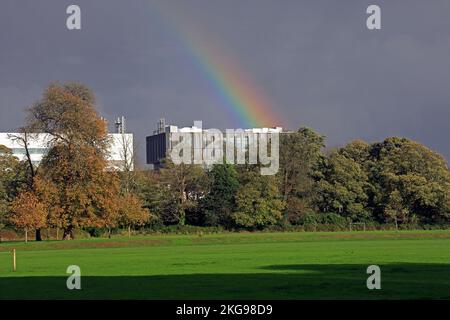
(146, 132, 167, 165)
(146, 119, 284, 167)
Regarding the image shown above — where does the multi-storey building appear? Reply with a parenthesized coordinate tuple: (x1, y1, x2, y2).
(0, 132, 133, 171)
(0, 117, 133, 171)
(146, 119, 282, 166)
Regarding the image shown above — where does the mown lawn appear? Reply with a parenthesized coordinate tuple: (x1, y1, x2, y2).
(0, 230, 449, 299)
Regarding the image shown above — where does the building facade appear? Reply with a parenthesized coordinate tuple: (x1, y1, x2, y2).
(146, 119, 282, 166)
(0, 132, 133, 171)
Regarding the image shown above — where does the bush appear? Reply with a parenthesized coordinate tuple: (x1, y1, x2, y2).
(82, 227, 117, 238)
(301, 212, 349, 228)
(143, 224, 226, 235)
(321, 213, 348, 226)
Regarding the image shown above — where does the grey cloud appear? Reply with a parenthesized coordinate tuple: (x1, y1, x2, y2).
(0, 0, 449, 163)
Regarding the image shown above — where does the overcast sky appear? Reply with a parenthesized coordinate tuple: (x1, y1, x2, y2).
(1, 0, 449, 164)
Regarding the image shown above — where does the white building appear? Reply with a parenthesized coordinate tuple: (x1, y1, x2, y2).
(146, 119, 282, 165)
(0, 132, 133, 171)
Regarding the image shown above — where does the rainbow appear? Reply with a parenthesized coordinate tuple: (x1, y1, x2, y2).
(152, 3, 285, 128)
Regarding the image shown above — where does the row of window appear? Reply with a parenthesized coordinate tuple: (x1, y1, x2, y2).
(10, 148, 48, 155)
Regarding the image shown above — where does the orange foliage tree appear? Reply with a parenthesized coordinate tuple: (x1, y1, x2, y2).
(10, 191, 47, 243)
(27, 83, 121, 240)
(118, 193, 150, 238)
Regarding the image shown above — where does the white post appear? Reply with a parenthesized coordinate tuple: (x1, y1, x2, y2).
(13, 249, 16, 272)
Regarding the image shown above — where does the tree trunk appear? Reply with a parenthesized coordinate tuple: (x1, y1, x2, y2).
(25, 228, 28, 244)
(35, 228, 42, 241)
(128, 225, 131, 239)
(62, 228, 74, 240)
(108, 228, 111, 239)
(394, 217, 398, 231)
(283, 171, 289, 201)
(179, 210, 186, 226)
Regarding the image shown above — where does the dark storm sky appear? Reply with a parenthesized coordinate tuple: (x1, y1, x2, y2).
(0, 0, 449, 164)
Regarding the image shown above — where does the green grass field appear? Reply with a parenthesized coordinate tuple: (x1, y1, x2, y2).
(1, 230, 449, 299)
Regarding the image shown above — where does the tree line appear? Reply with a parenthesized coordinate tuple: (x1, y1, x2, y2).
(0, 83, 449, 240)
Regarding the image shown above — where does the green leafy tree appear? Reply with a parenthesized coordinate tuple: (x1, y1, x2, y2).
(0, 146, 27, 230)
(201, 164, 240, 227)
(368, 137, 450, 224)
(233, 167, 285, 229)
(315, 148, 371, 222)
(278, 127, 325, 224)
(384, 190, 409, 229)
(149, 160, 207, 225)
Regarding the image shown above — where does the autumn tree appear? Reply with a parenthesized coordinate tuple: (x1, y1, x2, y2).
(33, 175, 62, 237)
(27, 82, 121, 239)
(115, 135, 154, 235)
(8, 130, 39, 187)
(118, 193, 151, 238)
(8, 130, 45, 240)
(90, 172, 121, 238)
(10, 191, 47, 243)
